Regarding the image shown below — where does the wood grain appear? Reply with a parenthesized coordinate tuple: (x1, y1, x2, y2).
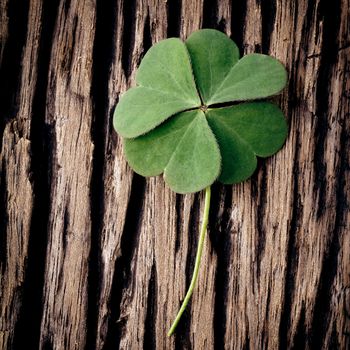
(0, 1, 41, 347)
(0, 0, 349, 349)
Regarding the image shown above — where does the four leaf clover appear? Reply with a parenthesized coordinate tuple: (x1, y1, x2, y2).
(113, 29, 289, 336)
(114, 29, 288, 194)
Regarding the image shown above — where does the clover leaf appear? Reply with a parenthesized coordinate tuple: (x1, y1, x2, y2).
(114, 29, 288, 194)
(114, 38, 201, 138)
(113, 29, 288, 337)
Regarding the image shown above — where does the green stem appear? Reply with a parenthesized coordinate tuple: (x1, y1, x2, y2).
(167, 186, 211, 336)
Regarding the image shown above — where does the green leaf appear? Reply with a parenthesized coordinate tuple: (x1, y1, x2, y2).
(114, 38, 201, 138)
(113, 87, 197, 139)
(185, 29, 240, 103)
(113, 29, 288, 193)
(124, 111, 196, 177)
(206, 102, 288, 183)
(207, 54, 287, 105)
(125, 110, 221, 193)
(164, 111, 221, 193)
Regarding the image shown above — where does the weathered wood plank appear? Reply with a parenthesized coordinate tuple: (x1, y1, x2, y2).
(0, 0, 349, 349)
(0, 1, 42, 348)
(0, 0, 8, 65)
(38, 1, 96, 348)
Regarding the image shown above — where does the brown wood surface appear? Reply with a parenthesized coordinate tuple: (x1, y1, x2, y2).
(0, 0, 349, 349)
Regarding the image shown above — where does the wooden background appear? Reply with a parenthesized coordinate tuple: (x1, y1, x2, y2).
(0, 0, 349, 349)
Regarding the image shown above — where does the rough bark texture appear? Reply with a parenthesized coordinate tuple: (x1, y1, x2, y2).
(0, 0, 349, 349)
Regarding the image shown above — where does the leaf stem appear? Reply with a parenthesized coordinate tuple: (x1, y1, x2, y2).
(167, 186, 211, 336)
